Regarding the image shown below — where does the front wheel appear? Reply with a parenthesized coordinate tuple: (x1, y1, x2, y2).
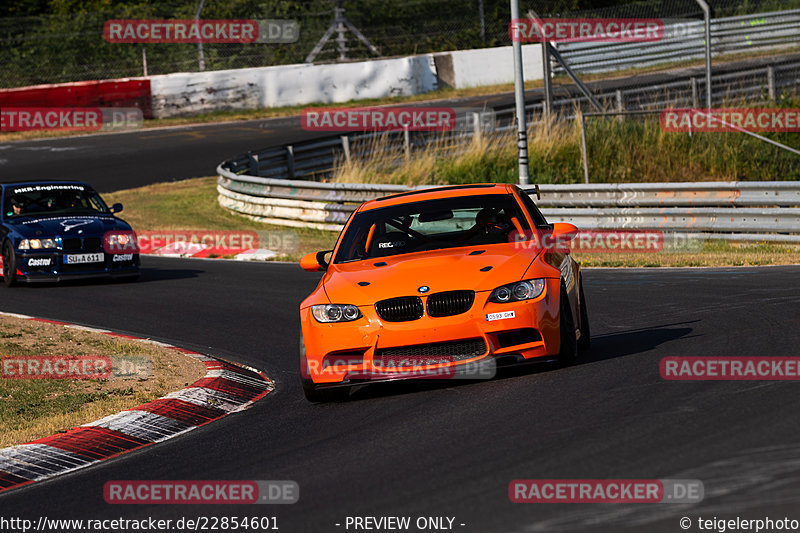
(556, 284, 578, 366)
(3, 241, 18, 287)
(578, 278, 591, 351)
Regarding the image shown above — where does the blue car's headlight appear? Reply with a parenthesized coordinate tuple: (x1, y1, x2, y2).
(311, 304, 362, 323)
(489, 279, 545, 303)
(19, 238, 57, 250)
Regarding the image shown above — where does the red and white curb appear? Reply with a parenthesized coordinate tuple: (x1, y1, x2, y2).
(0, 312, 273, 494)
(144, 244, 278, 261)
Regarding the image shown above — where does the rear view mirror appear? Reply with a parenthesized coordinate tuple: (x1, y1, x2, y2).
(300, 250, 332, 272)
(418, 210, 453, 223)
(110, 203, 123, 213)
(551, 223, 578, 239)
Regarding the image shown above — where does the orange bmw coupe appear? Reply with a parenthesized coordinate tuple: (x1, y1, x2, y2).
(299, 183, 590, 402)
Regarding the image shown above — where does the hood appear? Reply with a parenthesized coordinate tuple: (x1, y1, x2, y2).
(322, 244, 541, 305)
(15, 215, 129, 238)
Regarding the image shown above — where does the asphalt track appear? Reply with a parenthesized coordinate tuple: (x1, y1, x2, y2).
(1, 257, 799, 532)
(2, 52, 800, 532)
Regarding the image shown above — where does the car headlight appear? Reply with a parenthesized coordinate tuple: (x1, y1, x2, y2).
(489, 279, 545, 303)
(103, 231, 139, 253)
(311, 304, 362, 323)
(18, 238, 57, 250)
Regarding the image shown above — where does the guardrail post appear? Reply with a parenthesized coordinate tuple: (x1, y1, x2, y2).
(541, 40, 552, 129)
(286, 145, 295, 179)
(615, 90, 624, 122)
(341, 135, 351, 164)
(403, 128, 411, 161)
(471, 112, 482, 144)
(767, 66, 775, 100)
(249, 154, 259, 176)
(579, 113, 589, 184)
(691, 77, 698, 108)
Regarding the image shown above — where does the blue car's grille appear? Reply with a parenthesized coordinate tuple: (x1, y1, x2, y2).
(61, 237, 102, 251)
(83, 237, 102, 250)
(62, 238, 81, 251)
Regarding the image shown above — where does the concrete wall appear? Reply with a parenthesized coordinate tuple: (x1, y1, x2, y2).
(435, 44, 544, 89)
(5, 46, 544, 119)
(149, 55, 438, 118)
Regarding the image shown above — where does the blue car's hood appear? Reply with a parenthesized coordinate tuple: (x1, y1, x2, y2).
(14, 214, 130, 238)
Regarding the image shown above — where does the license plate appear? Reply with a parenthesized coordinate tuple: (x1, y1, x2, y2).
(486, 310, 515, 321)
(64, 253, 104, 265)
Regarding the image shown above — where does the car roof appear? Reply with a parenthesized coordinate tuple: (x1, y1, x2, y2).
(360, 183, 513, 211)
(2, 180, 92, 189)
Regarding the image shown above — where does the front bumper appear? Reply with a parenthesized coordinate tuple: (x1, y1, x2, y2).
(301, 278, 561, 384)
(8, 250, 140, 283)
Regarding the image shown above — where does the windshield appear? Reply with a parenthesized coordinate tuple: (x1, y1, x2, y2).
(4, 185, 110, 218)
(334, 193, 531, 263)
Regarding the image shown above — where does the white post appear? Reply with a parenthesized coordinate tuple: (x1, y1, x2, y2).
(510, 0, 529, 186)
(195, 0, 206, 71)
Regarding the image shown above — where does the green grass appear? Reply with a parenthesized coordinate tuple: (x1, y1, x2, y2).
(0, 315, 207, 447)
(334, 97, 800, 185)
(103, 178, 338, 260)
(575, 239, 800, 268)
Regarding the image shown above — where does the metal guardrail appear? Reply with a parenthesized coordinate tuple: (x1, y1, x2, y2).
(555, 9, 800, 74)
(220, 54, 800, 185)
(217, 168, 800, 241)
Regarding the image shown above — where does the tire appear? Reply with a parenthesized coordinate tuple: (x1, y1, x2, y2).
(556, 284, 578, 366)
(577, 277, 591, 351)
(3, 241, 18, 287)
(299, 335, 348, 402)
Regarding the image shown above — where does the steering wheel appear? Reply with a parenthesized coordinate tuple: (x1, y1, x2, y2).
(386, 218, 431, 242)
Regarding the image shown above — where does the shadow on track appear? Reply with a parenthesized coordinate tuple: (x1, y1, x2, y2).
(14, 265, 203, 288)
(578, 320, 698, 364)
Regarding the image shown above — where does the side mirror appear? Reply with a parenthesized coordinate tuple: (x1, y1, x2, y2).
(551, 222, 578, 239)
(110, 203, 123, 214)
(549, 223, 579, 253)
(299, 250, 332, 272)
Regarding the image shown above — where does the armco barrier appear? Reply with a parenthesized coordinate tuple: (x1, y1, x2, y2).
(555, 9, 800, 75)
(216, 54, 800, 188)
(0, 79, 152, 119)
(216, 168, 800, 242)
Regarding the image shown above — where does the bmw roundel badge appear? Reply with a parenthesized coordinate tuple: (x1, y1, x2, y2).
(418, 286, 430, 293)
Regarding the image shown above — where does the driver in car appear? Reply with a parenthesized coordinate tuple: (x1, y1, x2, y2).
(8, 196, 26, 216)
(456, 208, 510, 245)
